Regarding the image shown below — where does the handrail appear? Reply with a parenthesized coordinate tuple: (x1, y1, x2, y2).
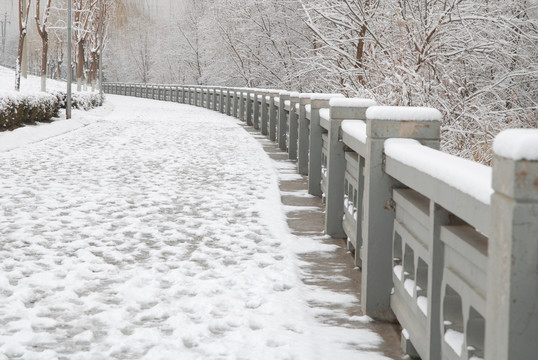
(102, 82, 538, 360)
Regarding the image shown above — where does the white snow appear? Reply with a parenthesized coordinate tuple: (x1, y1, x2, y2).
(366, 106, 442, 121)
(319, 108, 330, 121)
(384, 139, 493, 205)
(289, 92, 300, 98)
(329, 98, 376, 108)
(393, 265, 403, 281)
(444, 329, 464, 356)
(309, 93, 345, 101)
(493, 129, 538, 161)
(404, 279, 415, 297)
(341, 120, 367, 144)
(417, 296, 428, 316)
(0, 65, 86, 94)
(0, 91, 392, 359)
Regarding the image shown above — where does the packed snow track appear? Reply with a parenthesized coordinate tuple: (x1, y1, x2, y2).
(0, 95, 390, 360)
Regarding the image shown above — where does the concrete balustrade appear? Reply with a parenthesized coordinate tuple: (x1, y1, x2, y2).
(103, 82, 538, 360)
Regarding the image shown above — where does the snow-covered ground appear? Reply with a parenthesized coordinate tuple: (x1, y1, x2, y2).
(0, 93, 392, 359)
(0, 66, 78, 93)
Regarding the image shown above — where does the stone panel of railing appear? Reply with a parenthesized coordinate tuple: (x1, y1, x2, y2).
(103, 83, 538, 360)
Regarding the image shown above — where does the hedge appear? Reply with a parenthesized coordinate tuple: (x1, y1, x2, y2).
(0, 91, 103, 132)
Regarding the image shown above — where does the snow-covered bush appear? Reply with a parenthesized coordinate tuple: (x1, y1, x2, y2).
(0, 91, 60, 131)
(1, 91, 103, 132)
(49, 91, 104, 111)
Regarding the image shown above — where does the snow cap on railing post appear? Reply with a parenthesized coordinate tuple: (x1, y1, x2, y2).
(486, 129, 538, 360)
(307, 94, 344, 197)
(324, 98, 377, 238)
(361, 106, 441, 322)
(365, 106, 442, 147)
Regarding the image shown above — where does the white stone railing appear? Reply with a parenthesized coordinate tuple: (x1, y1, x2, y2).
(103, 83, 538, 360)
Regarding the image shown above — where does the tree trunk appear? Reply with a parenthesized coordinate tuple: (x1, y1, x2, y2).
(15, 32, 25, 91)
(77, 39, 84, 91)
(356, 24, 367, 85)
(41, 33, 48, 91)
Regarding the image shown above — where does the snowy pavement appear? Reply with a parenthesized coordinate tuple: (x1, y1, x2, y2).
(0, 95, 393, 359)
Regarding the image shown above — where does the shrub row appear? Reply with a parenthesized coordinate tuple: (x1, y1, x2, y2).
(0, 91, 103, 132)
(49, 90, 104, 111)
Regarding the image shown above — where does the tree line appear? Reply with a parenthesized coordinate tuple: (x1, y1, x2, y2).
(12, 0, 120, 92)
(10, 0, 537, 163)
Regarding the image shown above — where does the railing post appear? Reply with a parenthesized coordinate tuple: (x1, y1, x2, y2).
(485, 130, 538, 360)
(268, 91, 279, 142)
(260, 91, 269, 135)
(308, 94, 343, 197)
(239, 89, 245, 121)
(278, 91, 290, 151)
(233, 89, 239, 117)
(212, 87, 218, 111)
(325, 98, 376, 238)
(361, 106, 441, 320)
(288, 92, 301, 160)
(218, 87, 224, 113)
(225, 89, 231, 115)
(298, 94, 312, 175)
(246, 89, 253, 125)
(253, 90, 261, 130)
(205, 87, 210, 109)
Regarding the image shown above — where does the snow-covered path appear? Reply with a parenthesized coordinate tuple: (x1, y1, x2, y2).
(0, 96, 390, 360)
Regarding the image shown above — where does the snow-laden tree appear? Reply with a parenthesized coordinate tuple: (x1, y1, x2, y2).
(300, 0, 538, 163)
